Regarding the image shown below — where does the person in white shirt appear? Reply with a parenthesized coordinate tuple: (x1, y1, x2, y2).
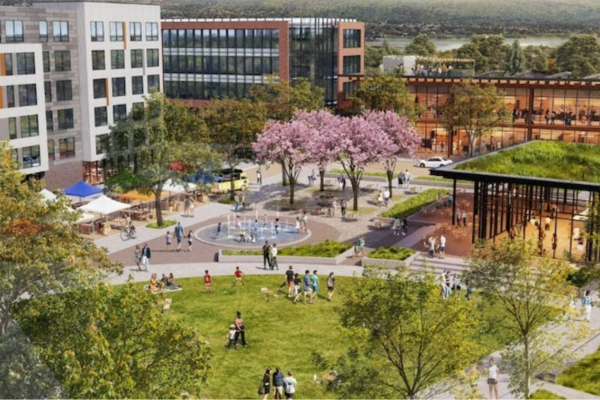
(283, 371, 297, 399)
(439, 234, 447, 258)
(383, 188, 390, 206)
(271, 243, 279, 270)
(487, 358, 499, 399)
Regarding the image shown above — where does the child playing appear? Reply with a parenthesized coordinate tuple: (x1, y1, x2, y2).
(166, 231, 173, 252)
(204, 270, 212, 293)
(225, 324, 238, 350)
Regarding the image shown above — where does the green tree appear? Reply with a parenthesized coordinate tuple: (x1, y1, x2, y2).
(523, 45, 548, 72)
(441, 81, 509, 157)
(468, 239, 587, 399)
(456, 35, 510, 73)
(505, 40, 525, 76)
(334, 266, 480, 398)
(556, 35, 600, 78)
(350, 72, 423, 121)
(365, 44, 384, 69)
(104, 92, 219, 226)
(404, 33, 437, 57)
(15, 281, 212, 399)
(0, 142, 119, 336)
(201, 98, 266, 200)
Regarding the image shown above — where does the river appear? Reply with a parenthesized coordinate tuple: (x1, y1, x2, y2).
(367, 36, 568, 52)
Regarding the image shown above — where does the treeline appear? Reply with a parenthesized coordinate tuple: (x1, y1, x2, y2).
(162, 0, 600, 38)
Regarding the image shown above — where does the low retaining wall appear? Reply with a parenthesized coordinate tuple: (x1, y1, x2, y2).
(361, 251, 420, 269)
(218, 246, 356, 265)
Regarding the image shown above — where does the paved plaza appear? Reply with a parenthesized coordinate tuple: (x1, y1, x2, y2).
(98, 162, 600, 400)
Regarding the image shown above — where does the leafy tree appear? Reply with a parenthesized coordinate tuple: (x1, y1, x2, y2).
(365, 44, 384, 69)
(104, 92, 219, 226)
(404, 33, 437, 56)
(456, 35, 510, 73)
(505, 40, 525, 76)
(253, 118, 314, 204)
(201, 98, 266, 199)
(468, 239, 587, 399)
(0, 142, 120, 336)
(555, 35, 600, 78)
(250, 77, 325, 185)
(365, 110, 421, 198)
(15, 281, 212, 399)
(334, 266, 480, 399)
(441, 80, 509, 157)
(350, 72, 424, 121)
(523, 45, 548, 72)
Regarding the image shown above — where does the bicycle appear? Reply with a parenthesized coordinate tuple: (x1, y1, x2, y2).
(120, 224, 137, 241)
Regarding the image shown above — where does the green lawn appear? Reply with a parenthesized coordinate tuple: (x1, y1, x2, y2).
(330, 168, 388, 178)
(529, 389, 565, 399)
(556, 346, 600, 395)
(368, 246, 416, 261)
(222, 240, 353, 257)
(456, 141, 600, 183)
(380, 188, 449, 218)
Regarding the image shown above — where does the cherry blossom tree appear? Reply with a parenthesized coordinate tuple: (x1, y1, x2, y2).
(331, 115, 395, 211)
(297, 110, 339, 191)
(253, 119, 315, 204)
(364, 110, 421, 198)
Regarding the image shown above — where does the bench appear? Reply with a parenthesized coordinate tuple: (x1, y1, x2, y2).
(161, 298, 172, 313)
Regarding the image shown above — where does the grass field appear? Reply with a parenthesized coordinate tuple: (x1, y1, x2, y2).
(139, 275, 519, 399)
(380, 188, 448, 219)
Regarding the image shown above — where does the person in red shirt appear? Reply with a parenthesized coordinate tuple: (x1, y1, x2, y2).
(233, 266, 245, 287)
(204, 270, 212, 293)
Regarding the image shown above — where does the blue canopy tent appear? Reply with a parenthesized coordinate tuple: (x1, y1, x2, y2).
(63, 180, 103, 199)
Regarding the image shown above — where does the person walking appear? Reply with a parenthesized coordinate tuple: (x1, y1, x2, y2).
(392, 216, 401, 236)
(462, 210, 468, 228)
(404, 169, 411, 189)
(233, 266, 245, 287)
(186, 230, 194, 252)
(134, 245, 142, 271)
(285, 265, 295, 297)
(165, 231, 173, 252)
(310, 270, 320, 304)
(302, 270, 312, 304)
(225, 324, 238, 350)
(357, 235, 366, 257)
(174, 221, 184, 252)
(204, 270, 212, 293)
(257, 169, 262, 185)
(215, 222, 223, 240)
(383, 188, 390, 206)
(262, 241, 272, 269)
(261, 368, 272, 400)
(439, 234, 446, 258)
(283, 371, 297, 400)
(398, 171, 405, 188)
(235, 311, 247, 347)
(292, 273, 302, 304)
(327, 272, 336, 301)
(487, 358, 499, 400)
(340, 199, 346, 218)
(301, 211, 308, 233)
(271, 243, 279, 270)
(273, 367, 285, 399)
(141, 243, 151, 271)
(582, 290, 592, 322)
(183, 196, 191, 217)
(401, 217, 408, 236)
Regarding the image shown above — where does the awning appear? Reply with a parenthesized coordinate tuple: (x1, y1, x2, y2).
(118, 190, 167, 202)
(162, 179, 197, 194)
(79, 195, 131, 215)
(63, 180, 103, 198)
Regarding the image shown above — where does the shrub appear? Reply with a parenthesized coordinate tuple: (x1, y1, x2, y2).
(566, 265, 600, 288)
(146, 220, 177, 229)
(218, 196, 236, 205)
(222, 240, 352, 258)
(368, 246, 416, 261)
(380, 189, 447, 218)
(529, 390, 565, 399)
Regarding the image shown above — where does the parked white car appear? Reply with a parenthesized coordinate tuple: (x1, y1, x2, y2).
(417, 157, 453, 168)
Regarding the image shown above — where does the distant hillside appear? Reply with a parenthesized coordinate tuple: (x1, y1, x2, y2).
(162, 0, 600, 38)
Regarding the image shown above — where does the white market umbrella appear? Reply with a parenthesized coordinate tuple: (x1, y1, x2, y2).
(79, 195, 131, 215)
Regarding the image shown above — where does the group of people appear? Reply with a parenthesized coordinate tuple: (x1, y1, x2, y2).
(225, 311, 247, 350)
(260, 367, 297, 400)
(283, 266, 336, 304)
(425, 234, 447, 258)
(182, 195, 196, 217)
(376, 189, 391, 207)
(262, 241, 280, 270)
(326, 198, 347, 218)
(134, 243, 152, 271)
(397, 169, 412, 189)
(391, 217, 409, 236)
(294, 212, 309, 234)
(166, 221, 194, 252)
(336, 175, 347, 191)
(439, 270, 465, 299)
(149, 272, 181, 292)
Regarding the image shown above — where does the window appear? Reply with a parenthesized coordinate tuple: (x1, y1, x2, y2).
(92, 50, 105, 70)
(43, 52, 50, 73)
(146, 49, 159, 67)
(94, 107, 108, 127)
(130, 22, 142, 41)
(342, 81, 358, 100)
(4, 54, 13, 76)
(132, 76, 144, 95)
(147, 75, 160, 92)
(6, 86, 15, 108)
(54, 51, 71, 72)
(39, 21, 48, 42)
(6, 21, 24, 42)
(93, 79, 106, 99)
(20, 115, 39, 138)
(96, 134, 108, 155)
(112, 77, 126, 97)
(111, 50, 124, 69)
(58, 109, 74, 130)
(46, 111, 53, 132)
(343, 29, 361, 48)
(44, 81, 52, 103)
(342, 55, 361, 75)
(109, 22, 123, 41)
(131, 49, 143, 68)
(22, 145, 41, 169)
(56, 80, 73, 101)
(48, 140, 55, 161)
(19, 84, 37, 107)
(146, 22, 159, 41)
(8, 118, 17, 140)
(11, 149, 17, 164)
(53, 21, 69, 42)
(59, 137, 75, 159)
(91, 21, 104, 42)
(17, 53, 36, 75)
(113, 104, 127, 123)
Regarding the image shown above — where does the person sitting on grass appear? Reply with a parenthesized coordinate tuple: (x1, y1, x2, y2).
(225, 324, 238, 350)
(160, 273, 169, 288)
(149, 273, 162, 292)
(167, 273, 182, 289)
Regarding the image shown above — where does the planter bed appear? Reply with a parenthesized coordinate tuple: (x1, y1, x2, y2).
(219, 247, 355, 265)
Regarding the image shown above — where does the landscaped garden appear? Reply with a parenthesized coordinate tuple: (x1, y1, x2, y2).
(380, 188, 449, 218)
(368, 246, 416, 261)
(456, 141, 600, 182)
(221, 240, 353, 257)
(556, 346, 600, 396)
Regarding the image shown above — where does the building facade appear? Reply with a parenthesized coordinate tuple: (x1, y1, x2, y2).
(161, 18, 364, 109)
(405, 77, 600, 155)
